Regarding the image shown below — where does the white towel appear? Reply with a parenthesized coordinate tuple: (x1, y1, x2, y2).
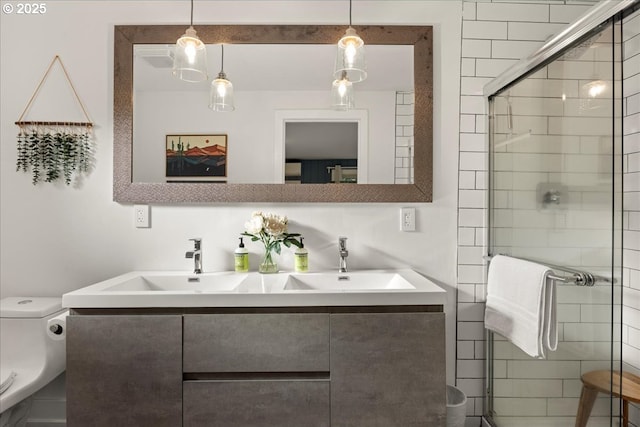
(484, 255, 558, 359)
(0, 368, 17, 395)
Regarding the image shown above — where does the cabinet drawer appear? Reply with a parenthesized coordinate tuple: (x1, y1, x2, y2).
(183, 380, 330, 427)
(183, 313, 329, 372)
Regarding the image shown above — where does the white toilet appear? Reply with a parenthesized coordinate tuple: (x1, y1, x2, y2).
(0, 297, 67, 426)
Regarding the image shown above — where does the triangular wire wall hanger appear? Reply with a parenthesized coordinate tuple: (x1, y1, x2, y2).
(16, 55, 94, 129)
(15, 55, 95, 185)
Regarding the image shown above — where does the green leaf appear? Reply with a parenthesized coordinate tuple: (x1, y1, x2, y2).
(288, 239, 302, 248)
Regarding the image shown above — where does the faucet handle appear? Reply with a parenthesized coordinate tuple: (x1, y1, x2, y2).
(339, 236, 348, 251)
(189, 238, 202, 249)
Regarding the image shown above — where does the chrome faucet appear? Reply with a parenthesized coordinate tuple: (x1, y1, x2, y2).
(185, 238, 202, 274)
(338, 236, 348, 273)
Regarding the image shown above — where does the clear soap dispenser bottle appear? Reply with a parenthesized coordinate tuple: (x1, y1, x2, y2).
(234, 237, 249, 272)
(294, 237, 308, 273)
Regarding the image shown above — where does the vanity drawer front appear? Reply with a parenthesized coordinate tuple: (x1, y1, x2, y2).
(183, 313, 330, 372)
(183, 380, 330, 427)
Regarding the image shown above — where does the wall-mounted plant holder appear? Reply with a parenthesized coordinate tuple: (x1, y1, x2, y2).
(15, 55, 94, 185)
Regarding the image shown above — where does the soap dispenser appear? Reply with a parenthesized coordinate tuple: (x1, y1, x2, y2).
(294, 237, 308, 273)
(234, 237, 249, 272)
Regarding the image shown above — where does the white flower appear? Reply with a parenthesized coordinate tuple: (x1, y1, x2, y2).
(245, 214, 264, 235)
(263, 213, 288, 237)
(242, 212, 301, 259)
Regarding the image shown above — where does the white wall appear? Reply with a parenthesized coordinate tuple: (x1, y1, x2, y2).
(0, 0, 462, 385)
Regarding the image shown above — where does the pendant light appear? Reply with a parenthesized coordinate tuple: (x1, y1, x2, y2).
(334, 0, 367, 83)
(209, 45, 235, 112)
(172, 0, 208, 83)
(331, 71, 354, 110)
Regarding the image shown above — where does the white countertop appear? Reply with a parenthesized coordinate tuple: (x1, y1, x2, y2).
(62, 269, 446, 308)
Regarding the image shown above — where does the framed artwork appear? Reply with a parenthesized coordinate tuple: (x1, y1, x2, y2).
(166, 134, 227, 181)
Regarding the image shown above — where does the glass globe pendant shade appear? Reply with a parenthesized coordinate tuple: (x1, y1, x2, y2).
(209, 72, 235, 112)
(334, 27, 367, 83)
(331, 73, 354, 111)
(172, 26, 208, 83)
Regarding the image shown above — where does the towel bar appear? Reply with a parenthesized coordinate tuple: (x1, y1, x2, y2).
(483, 255, 612, 287)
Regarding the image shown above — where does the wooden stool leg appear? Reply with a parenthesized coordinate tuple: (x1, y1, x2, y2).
(575, 385, 599, 427)
(622, 398, 629, 427)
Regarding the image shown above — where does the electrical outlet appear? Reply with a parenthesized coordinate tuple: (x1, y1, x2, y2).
(400, 207, 415, 232)
(134, 205, 150, 228)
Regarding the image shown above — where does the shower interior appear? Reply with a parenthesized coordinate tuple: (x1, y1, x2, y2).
(484, 2, 639, 426)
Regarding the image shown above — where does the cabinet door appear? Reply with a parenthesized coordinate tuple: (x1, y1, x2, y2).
(330, 312, 446, 427)
(183, 380, 330, 427)
(66, 315, 182, 427)
(183, 313, 329, 372)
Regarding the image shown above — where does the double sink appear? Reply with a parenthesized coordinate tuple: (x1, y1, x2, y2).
(62, 269, 446, 308)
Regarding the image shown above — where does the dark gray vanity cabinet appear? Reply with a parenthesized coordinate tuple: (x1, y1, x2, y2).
(331, 313, 447, 427)
(66, 308, 445, 427)
(66, 315, 183, 427)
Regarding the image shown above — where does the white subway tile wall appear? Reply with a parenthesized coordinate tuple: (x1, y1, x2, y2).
(395, 91, 414, 184)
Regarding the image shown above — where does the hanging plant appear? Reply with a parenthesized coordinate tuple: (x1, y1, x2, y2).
(16, 126, 92, 185)
(15, 55, 94, 186)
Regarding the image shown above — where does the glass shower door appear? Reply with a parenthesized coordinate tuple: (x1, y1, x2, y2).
(486, 19, 623, 427)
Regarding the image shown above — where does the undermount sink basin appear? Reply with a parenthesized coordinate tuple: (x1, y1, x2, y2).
(284, 272, 416, 291)
(103, 273, 245, 292)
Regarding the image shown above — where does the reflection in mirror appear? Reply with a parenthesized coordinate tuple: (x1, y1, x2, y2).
(114, 25, 433, 203)
(274, 109, 368, 184)
(132, 44, 412, 185)
(285, 122, 358, 184)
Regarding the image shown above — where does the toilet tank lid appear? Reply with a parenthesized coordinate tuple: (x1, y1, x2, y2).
(0, 297, 62, 318)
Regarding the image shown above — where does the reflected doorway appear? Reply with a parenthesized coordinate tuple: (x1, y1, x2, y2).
(285, 122, 358, 184)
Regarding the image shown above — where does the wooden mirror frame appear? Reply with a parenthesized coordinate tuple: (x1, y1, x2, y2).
(113, 25, 433, 203)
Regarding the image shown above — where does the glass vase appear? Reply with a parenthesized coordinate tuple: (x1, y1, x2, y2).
(258, 247, 278, 274)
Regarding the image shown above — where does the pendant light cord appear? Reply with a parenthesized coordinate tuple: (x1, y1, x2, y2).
(190, 0, 194, 26)
(349, 0, 352, 26)
(221, 45, 225, 73)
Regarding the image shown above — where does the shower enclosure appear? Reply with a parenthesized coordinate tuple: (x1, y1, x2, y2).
(484, 1, 639, 426)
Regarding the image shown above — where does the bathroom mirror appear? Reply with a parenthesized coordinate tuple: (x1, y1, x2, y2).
(114, 25, 433, 203)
